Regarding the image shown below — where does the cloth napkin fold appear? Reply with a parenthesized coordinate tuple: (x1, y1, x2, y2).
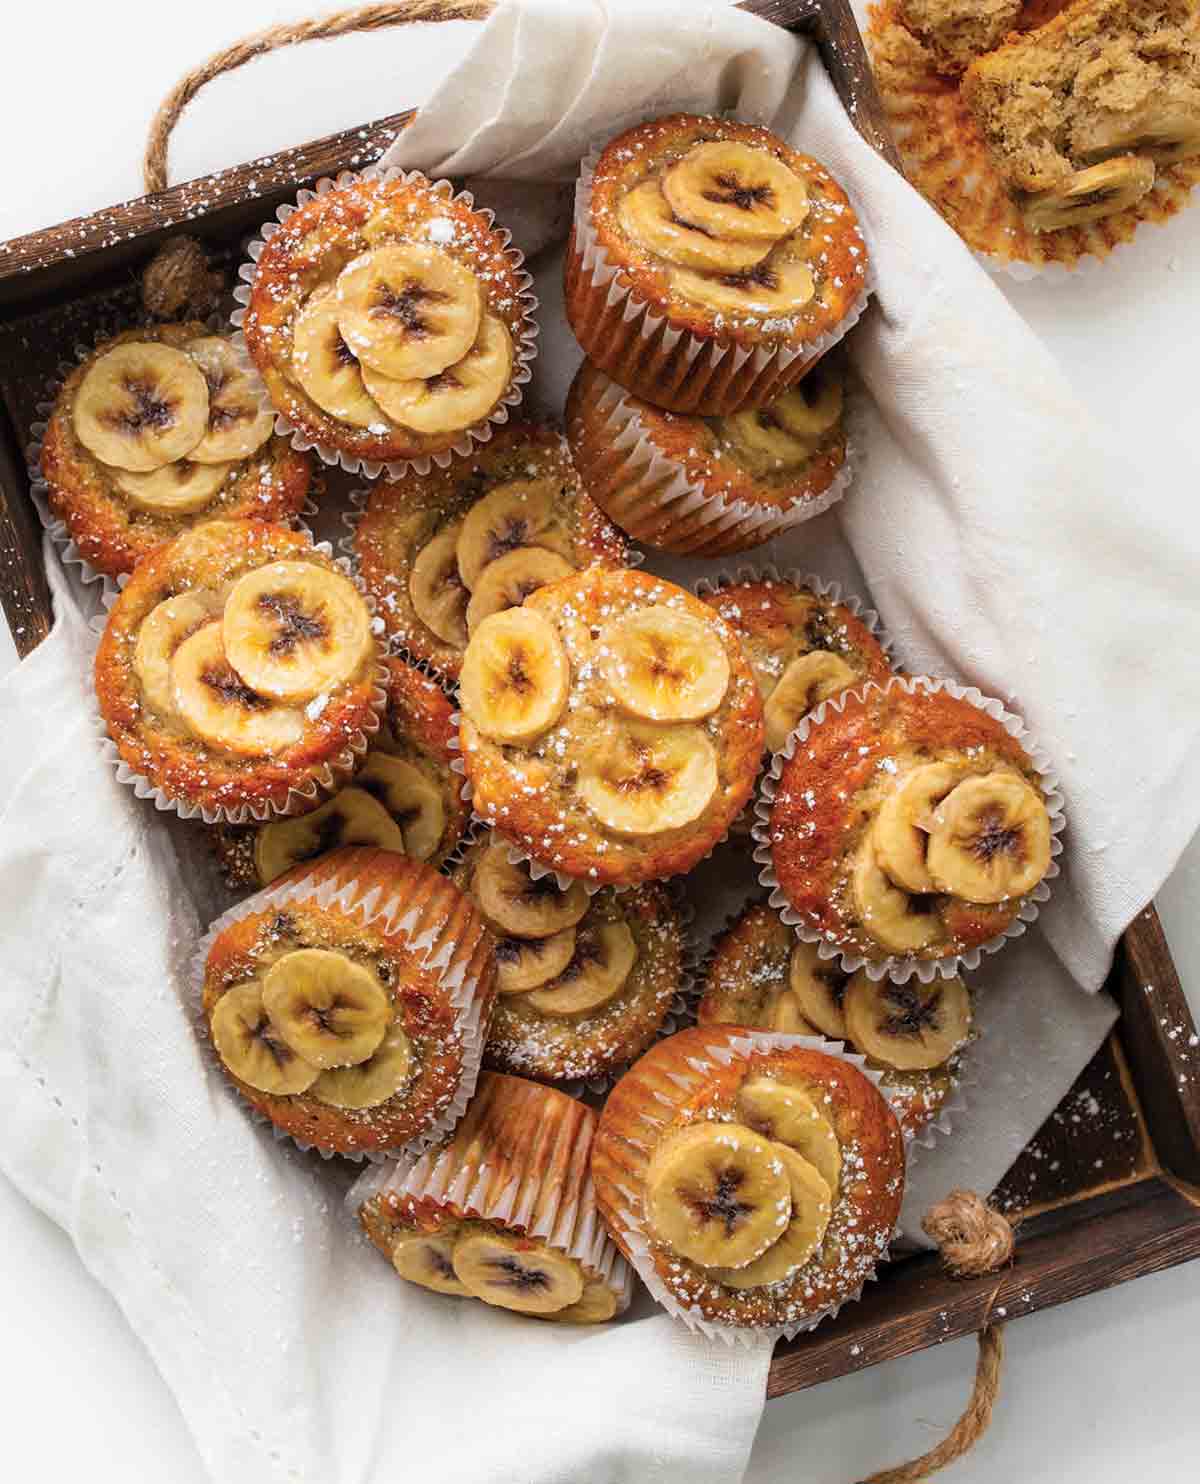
(2, 3, 1199, 1483)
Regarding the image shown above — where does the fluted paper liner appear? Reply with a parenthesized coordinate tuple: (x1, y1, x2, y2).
(570, 366, 861, 556)
(865, 0, 1200, 278)
(591, 1027, 909, 1345)
(566, 143, 874, 416)
(90, 538, 388, 826)
(347, 1072, 634, 1311)
(232, 166, 539, 481)
(189, 848, 496, 1161)
(752, 674, 1066, 984)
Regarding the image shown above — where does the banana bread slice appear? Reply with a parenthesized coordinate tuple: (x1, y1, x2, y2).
(962, 0, 1200, 194)
(896, 0, 1023, 75)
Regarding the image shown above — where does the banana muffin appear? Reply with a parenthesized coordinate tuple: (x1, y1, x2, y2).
(39, 324, 312, 582)
(458, 567, 764, 887)
(961, 0, 1200, 231)
(452, 835, 687, 1085)
(565, 358, 852, 557)
(591, 1027, 904, 1335)
(94, 519, 385, 822)
(241, 171, 537, 469)
(565, 113, 870, 415)
(353, 419, 627, 679)
(212, 656, 468, 887)
(757, 677, 1061, 976)
(200, 847, 496, 1156)
(698, 899, 970, 1139)
(353, 1072, 633, 1322)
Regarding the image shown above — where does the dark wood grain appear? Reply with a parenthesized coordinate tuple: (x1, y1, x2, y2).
(0, 401, 51, 655)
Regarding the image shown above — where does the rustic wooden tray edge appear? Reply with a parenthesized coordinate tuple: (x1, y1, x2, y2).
(0, 0, 1196, 1400)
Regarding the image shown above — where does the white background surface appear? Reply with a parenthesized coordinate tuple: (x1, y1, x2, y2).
(1, 4, 1198, 1481)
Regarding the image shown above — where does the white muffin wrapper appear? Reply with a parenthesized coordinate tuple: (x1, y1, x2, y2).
(601, 1028, 910, 1346)
(90, 539, 389, 826)
(231, 165, 540, 483)
(345, 1102, 635, 1314)
(570, 141, 874, 413)
(189, 854, 494, 1162)
(752, 674, 1066, 984)
(576, 367, 861, 556)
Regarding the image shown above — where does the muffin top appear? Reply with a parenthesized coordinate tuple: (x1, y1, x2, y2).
(243, 173, 536, 463)
(585, 113, 869, 349)
(354, 419, 627, 678)
(764, 679, 1058, 967)
(40, 324, 311, 580)
(94, 519, 384, 820)
(458, 567, 764, 885)
(701, 574, 892, 753)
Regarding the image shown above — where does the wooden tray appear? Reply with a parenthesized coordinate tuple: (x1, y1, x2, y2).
(0, 0, 1196, 1399)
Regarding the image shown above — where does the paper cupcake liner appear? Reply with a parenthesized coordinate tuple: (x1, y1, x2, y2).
(89, 541, 389, 826)
(752, 674, 1066, 984)
(566, 142, 874, 416)
(231, 166, 540, 482)
(595, 1027, 909, 1345)
(573, 368, 862, 557)
(345, 1076, 635, 1310)
(188, 853, 494, 1161)
(864, 2, 1200, 277)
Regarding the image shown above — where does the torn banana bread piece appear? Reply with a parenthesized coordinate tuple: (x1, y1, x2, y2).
(896, 0, 1023, 75)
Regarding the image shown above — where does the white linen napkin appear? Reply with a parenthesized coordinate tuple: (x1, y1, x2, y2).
(2, 2, 1198, 1482)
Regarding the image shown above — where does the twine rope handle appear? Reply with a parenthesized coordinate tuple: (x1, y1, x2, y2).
(859, 1191, 1016, 1484)
(143, 1, 497, 194)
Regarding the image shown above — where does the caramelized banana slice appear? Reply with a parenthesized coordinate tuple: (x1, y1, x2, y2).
(774, 369, 844, 438)
(662, 141, 808, 243)
(525, 920, 638, 1014)
(335, 243, 483, 380)
(253, 787, 406, 885)
(111, 459, 235, 515)
(873, 762, 964, 895)
(539, 1276, 619, 1324)
(670, 254, 815, 316)
(598, 607, 730, 722)
(1021, 155, 1155, 233)
(460, 607, 569, 744)
(452, 1231, 584, 1315)
(185, 336, 275, 463)
(579, 720, 718, 836)
(171, 622, 306, 756)
(851, 834, 943, 954)
(409, 520, 470, 648)
(735, 1075, 841, 1195)
(1078, 103, 1200, 167)
(456, 477, 569, 590)
(391, 1229, 470, 1296)
(357, 752, 446, 862)
(763, 651, 857, 753)
(709, 1145, 831, 1289)
(721, 404, 821, 467)
(473, 842, 589, 938)
(261, 948, 391, 1070)
(494, 926, 578, 995)
(311, 1022, 413, 1109)
(617, 180, 770, 272)
(843, 974, 971, 1072)
(291, 284, 387, 428)
(926, 772, 1051, 903)
(209, 982, 320, 1096)
(361, 314, 513, 435)
(788, 940, 850, 1039)
(74, 342, 209, 472)
(466, 548, 575, 633)
(133, 592, 221, 717)
(645, 1121, 792, 1269)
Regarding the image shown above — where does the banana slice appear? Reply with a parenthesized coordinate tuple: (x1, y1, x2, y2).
(539, 1276, 619, 1324)
(843, 973, 971, 1072)
(357, 752, 445, 862)
(774, 370, 843, 438)
(391, 1229, 470, 1296)
(171, 622, 306, 756)
(253, 787, 407, 885)
(710, 1145, 831, 1289)
(459, 607, 570, 744)
(361, 314, 513, 435)
(788, 940, 850, 1039)
(495, 926, 577, 995)
(670, 254, 815, 316)
(473, 842, 589, 938)
(645, 1121, 792, 1269)
(291, 283, 387, 429)
(525, 919, 638, 1015)
(617, 179, 770, 272)
(598, 607, 730, 722)
(579, 720, 718, 836)
(222, 560, 373, 704)
(111, 459, 234, 515)
(1079, 104, 1200, 167)
(409, 520, 470, 648)
(851, 834, 943, 954)
(926, 771, 1052, 903)
(874, 762, 963, 895)
(1021, 155, 1155, 233)
(466, 548, 575, 633)
(456, 478, 569, 590)
(134, 592, 220, 717)
(209, 981, 320, 1096)
(761, 989, 821, 1035)
(261, 947, 392, 1070)
(451, 1230, 584, 1315)
(763, 651, 857, 753)
(735, 1075, 841, 1196)
(335, 243, 483, 381)
(662, 141, 808, 243)
(184, 336, 275, 463)
(721, 404, 820, 466)
(73, 342, 209, 472)
(310, 1022, 413, 1109)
